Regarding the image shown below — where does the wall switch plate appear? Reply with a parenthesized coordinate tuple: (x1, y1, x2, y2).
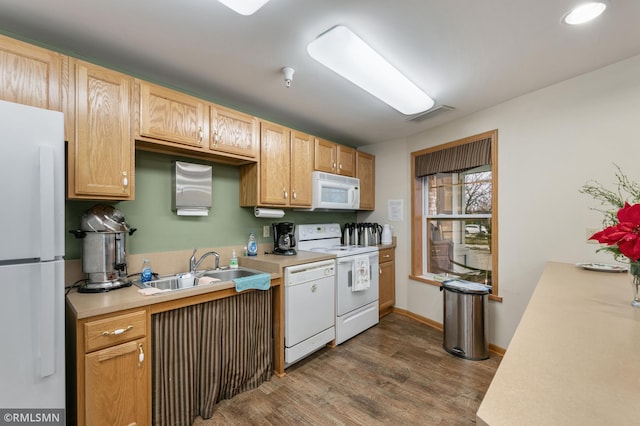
(263, 225, 270, 238)
(586, 227, 600, 244)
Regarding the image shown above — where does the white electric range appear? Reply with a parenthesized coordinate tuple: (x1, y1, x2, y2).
(296, 223, 379, 345)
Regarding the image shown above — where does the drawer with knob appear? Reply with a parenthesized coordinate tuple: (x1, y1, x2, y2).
(379, 248, 395, 263)
(84, 310, 147, 352)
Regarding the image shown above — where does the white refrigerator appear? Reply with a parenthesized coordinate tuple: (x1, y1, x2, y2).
(0, 100, 65, 410)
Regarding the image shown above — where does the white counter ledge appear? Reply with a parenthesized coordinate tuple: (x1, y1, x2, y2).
(477, 261, 640, 425)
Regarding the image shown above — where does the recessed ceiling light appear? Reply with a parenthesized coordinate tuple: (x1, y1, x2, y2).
(217, 0, 270, 15)
(563, 2, 607, 25)
(307, 25, 435, 115)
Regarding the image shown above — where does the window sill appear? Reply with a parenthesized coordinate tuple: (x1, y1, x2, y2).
(409, 274, 503, 302)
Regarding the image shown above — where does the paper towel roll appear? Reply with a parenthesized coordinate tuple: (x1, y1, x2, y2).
(254, 207, 285, 218)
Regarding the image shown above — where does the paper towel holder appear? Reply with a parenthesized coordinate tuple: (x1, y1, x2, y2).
(254, 207, 285, 218)
(172, 161, 212, 216)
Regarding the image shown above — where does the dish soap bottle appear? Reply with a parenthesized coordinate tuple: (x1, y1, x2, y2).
(247, 231, 258, 256)
(229, 249, 239, 269)
(141, 259, 153, 283)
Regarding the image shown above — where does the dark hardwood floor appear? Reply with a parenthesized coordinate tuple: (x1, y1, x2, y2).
(194, 313, 501, 425)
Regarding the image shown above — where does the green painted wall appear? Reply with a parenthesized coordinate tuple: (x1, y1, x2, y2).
(65, 151, 356, 259)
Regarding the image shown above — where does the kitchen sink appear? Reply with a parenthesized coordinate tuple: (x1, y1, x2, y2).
(200, 268, 264, 282)
(133, 267, 266, 292)
(133, 275, 181, 291)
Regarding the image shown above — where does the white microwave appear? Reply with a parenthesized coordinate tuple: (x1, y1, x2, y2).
(307, 171, 360, 211)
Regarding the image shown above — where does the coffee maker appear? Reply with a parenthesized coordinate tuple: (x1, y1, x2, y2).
(70, 204, 137, 292)
(272, 222, 296, 255)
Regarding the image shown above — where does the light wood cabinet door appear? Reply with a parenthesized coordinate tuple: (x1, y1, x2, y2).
(210, 104, 258, 159)
(139, 81, 206, 147)
(314, 138, 356, 176)
(0, 34, 62, 111)
(260, 121, 290, 205)
(379, 248, 395, 317)
(290, 130, 314, 207)
(337, 145, 356, 177)
(356, 151, 375, 210)
(314, 138, 337, 173)
(70, 60, 133, 199)
(84, 337, 149, 426)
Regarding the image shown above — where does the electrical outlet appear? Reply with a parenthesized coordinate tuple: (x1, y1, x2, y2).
(263, 225, 270, 238)
(586, 227, 600, 244)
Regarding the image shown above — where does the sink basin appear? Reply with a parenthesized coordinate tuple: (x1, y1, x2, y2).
(133, 267, 266, 292)
(200, 268, 265, 282)
(133, 275, 181, 291)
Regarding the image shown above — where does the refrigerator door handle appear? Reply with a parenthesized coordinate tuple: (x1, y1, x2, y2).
(39, 147, 55, 262)
(39, 261, 56, 378)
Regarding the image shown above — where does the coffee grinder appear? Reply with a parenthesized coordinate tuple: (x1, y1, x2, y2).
(272, 222, 296, 255)
(70, 204, 137, 292)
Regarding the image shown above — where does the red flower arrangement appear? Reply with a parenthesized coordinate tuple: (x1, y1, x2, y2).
(589, 202, 640, 262)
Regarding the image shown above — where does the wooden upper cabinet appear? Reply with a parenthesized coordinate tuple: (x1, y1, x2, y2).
(240, 125, 314, 208)
(314, 138, 337, 173)
(337, 145, 356, 177)
(314, 138, 356, 177)
(69, 59, 133, 199)
(290, 130, 314, 207)
(259, 121, 290, 205)
(0, 34, 62, 111)
(356, 151, 375, 210)
(139, 81, 206, 147)
(210, 104, 258, 159)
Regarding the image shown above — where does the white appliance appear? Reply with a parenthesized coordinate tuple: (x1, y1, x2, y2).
(297, 224, 379, 345)
(284, 259, 336, 367)
(304, 171, 360, 211)
(0, 101, 65, 410)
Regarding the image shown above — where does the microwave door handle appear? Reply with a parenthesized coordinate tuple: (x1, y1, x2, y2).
(348, 188, 355, 204)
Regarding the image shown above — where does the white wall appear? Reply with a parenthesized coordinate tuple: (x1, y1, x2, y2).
(360, 53, 640, 349)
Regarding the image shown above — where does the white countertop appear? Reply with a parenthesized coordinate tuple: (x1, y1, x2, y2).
(477, 261, 640, 425)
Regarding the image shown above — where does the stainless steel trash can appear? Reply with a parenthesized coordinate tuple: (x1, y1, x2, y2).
(441, 279, 491, 360)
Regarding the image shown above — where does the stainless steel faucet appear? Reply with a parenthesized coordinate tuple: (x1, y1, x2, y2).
(189, 248, 220, 274)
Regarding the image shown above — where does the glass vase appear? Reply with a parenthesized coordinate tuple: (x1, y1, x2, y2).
(629, 260, 640, 308)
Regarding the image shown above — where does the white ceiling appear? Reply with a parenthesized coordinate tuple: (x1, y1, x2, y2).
(1, 0, 640, 147)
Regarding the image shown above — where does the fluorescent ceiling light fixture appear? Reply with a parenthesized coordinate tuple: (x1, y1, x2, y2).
(563, 2, 607, 25)
(216, 0, 270, 15)
(307, 25, 434, 115)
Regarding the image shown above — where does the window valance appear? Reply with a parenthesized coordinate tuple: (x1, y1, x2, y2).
(414, 137, 491, 177)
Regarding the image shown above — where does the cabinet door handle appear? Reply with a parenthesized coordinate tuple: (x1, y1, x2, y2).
(339, 163, 343, 170)
(212, 129, 219, 147)
(138, 343, 145, 367)
(283, 190, 288, 199)
(383, 254, 391, 258)
(292, 190, 297, 200)
(102, 325, 133, 336)
(198, 126, 203, 142)
(122, 171, 128, 193)
(332, 162, 336, 169)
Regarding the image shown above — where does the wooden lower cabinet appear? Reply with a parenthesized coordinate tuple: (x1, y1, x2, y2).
(67, 307, 150, 426)
(379, 247, 395, 317)
(85, 338, 149, 426)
